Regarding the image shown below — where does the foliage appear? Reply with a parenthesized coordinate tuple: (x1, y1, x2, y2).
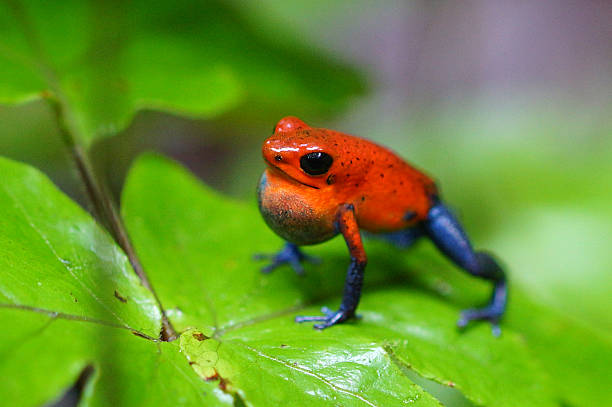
(0, 0, 363, 145)
(0, 154, 610, 406)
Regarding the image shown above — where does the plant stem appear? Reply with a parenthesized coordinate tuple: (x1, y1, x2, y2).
(6, 0, 177, 341)
(45, 95, 177, 342)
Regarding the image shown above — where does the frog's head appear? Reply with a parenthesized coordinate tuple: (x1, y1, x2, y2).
(262, 117, 339, 189)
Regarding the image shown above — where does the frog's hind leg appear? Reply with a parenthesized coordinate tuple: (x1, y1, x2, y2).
(376, 226, 425, 249)
(424, 201, 507, 336)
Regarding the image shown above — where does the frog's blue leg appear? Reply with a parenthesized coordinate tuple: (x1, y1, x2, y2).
(295, 204, 366, 329)
(376, 226, 424, 249)
(424, 202, 507, 336)
(254, 242, 320, 276)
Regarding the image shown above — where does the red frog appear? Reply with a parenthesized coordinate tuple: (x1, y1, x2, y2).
(256, 117, 507, 335)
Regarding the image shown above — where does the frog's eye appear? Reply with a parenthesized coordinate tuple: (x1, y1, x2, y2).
(300, 152, 333, 176)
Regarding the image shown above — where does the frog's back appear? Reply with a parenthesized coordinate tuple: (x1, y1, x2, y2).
(337, 135, 438, 233)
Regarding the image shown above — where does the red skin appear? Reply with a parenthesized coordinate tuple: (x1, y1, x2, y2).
(258, 117, 507, 332)
(258, 117, 438, 246)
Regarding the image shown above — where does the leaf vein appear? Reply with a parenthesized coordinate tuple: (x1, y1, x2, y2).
(236, 342, 379, 407)
(2, 183, 129, 327)
(0, 303, 156, 340)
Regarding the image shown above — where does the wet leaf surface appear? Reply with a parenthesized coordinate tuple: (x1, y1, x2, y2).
(0, 156, 160, 334)
(0, 309, 223, 407)
(123, 154, 611, 406)
(1, 154, 610, 406)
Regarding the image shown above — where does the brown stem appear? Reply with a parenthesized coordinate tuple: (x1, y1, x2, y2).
(6, 0, 177, 341)
(45, 96, 177, 341)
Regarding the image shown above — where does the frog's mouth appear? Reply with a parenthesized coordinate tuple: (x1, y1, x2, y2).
(265, 161, 319, 190)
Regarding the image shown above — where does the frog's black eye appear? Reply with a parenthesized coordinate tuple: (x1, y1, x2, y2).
(300, 152, 333, 176)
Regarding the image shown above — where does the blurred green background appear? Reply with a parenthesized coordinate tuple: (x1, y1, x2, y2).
(1, 0, 611, 340)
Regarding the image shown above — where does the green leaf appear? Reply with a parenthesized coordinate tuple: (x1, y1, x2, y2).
(0, 154, 435, 406)
(0, 156, 160, 334)
(0, 0, 363, 145)
(122, 155, 443, 406)
(0, 156, 223, 406)
(0, 308, 223, 406)
(2, 153, 610, 406)
(122, 154, 590, 407)
(396, 245, 612, 407)
(180, 327, 438, 406)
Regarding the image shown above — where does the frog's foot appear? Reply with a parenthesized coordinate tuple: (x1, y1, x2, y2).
(295, 306, 355, 330)
(457, 304, 504, 337)
(254, 243, 320, 276)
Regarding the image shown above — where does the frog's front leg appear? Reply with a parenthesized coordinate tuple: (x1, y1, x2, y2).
(254, 242, 320, 276)
(296, 204, 367, 329)
(424, 201, 508, 336)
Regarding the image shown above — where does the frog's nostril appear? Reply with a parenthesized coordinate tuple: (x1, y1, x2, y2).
(275, 155, 282, 162)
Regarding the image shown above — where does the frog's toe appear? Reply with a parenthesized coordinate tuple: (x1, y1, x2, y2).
(295, 306, 354, 330)
(254, 243, 316, 275)
(457, 305, 504, 336)
(287, 258, 305, 276)
(259, 261, 281, 274)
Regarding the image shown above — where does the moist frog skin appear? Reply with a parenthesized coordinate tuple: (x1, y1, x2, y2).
(256, 116, 507, 335)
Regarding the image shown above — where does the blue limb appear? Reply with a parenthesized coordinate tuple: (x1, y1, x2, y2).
(376, 226, 424, 249)
(424, 202, 508, 336)
(254, 242, 320, 276)
(295, 204, 366, 329)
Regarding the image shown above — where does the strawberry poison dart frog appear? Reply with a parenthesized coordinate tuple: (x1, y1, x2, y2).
(256, 117, 507, 335)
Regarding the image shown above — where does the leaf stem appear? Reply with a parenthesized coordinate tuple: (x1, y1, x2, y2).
(44, 90, 177, 342)
(7, 0, 176, 341)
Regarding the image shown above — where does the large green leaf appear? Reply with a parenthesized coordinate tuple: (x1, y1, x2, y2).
(2, 153, 610, 406)
(122, 154, 605, 407)
(0, 155, 436, 406)
(0, 0, 363, 145)
(0, 156, 220, 406)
